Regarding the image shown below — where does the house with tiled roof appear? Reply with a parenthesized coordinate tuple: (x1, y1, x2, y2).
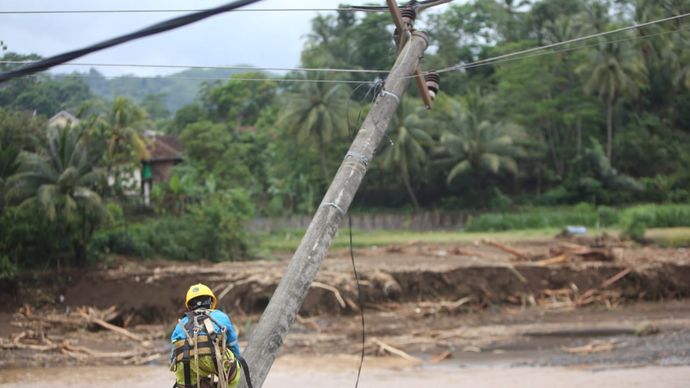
(141, 133, 184, 205)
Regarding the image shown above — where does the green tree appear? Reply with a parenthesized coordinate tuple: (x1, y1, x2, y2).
(87, 97, 150, 196)
(200, 72, 277, 126)
(379, 100, 433, 209)
(577, 39, 648, 161)
(437, 90, 526, 189)
(276, 78, 350, 182)
(6, 126, 108, 266)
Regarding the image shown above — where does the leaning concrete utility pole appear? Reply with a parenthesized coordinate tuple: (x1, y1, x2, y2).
(241, 6, 437, 387)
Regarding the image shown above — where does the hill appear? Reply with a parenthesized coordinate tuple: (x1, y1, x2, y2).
(82, 67, 253, 115)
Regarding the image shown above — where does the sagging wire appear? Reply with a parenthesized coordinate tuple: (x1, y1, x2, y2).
(23, 72, 373, 84)
(0, 60, 390, 75)
(433, 11, 690, 76)
(344, 78, 383, 388)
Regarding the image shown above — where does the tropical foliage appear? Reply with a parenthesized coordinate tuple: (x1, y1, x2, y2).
(1, 0, 689, 274)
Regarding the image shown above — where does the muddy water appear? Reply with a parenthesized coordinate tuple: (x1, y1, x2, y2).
(1, 357, 689, 388)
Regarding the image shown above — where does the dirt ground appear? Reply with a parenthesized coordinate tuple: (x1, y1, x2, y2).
(1, 236, 689, 386)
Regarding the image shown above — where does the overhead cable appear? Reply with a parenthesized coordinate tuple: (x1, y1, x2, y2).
(0, 0, 262, 84)
(434, 11, 690, 74)
(51, 73, 372, 84)
(3, 21, 686, 79)
(0, 61, 389, 74)
(0, 0, 449, 15)
(457, 22, 690, 71)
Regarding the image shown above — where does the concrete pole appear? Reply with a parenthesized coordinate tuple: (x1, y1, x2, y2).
(241, 30, 429, 388)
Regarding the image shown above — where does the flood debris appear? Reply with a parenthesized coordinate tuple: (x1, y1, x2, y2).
(482, 240, 531, 261)
(1, 305, 164, 366)
(562, 339, 617, 354)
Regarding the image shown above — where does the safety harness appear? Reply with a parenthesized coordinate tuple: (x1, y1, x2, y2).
(172, 309, 253, 388)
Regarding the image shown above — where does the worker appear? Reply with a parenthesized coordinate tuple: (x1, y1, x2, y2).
(170, 283, 251, 388)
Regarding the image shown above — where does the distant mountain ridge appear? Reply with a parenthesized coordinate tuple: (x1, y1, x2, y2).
(83, 67, 253, 115)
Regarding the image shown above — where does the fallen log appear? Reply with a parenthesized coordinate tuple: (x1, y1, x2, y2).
(371, 338, 422, 363)
(575, 267, 633, 306)
(311, 281, 346, 309)
(562, 339, 616, 354)
(482, 240, 531, 261)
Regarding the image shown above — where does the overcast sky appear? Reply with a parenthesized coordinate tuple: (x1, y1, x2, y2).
(0, 0, 451, 78)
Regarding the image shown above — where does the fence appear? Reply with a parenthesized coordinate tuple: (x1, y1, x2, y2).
(248, 211, 471, 232)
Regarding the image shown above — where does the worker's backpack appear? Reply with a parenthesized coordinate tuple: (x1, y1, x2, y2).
(172, 309, 252, 388)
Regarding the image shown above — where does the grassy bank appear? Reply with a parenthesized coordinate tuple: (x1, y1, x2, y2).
(257, 226, 690, 253)
(259, 228, 563, 252)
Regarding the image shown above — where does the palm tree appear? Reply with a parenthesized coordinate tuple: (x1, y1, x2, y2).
(577, 39, 648, 161)
(276, 76, 350, 182)
(104, 97, 150, 161)
(379, 100, 433, 209)
(437, 90, 526, 185)
(86, 97, 150, 196)
(6, 126, 107, 266)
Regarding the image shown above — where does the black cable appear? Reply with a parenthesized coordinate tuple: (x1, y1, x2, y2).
(348, 215, 366, 388)
(345, 80, 382, 388)
(0, 0, 262, 84)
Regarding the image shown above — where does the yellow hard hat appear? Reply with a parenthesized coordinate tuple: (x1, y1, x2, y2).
(185, 283, 217, 309)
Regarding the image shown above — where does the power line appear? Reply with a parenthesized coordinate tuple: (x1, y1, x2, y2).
(457, 22, 690, 71)
(433, 11, 690, 75)
(0, 61, 389, 75)
(0, 0, 262, 84)
(0, 8, 364, 15)
(54, 73, 372, 84)
(3, 21, 686, 78)
(0, 0, 448, 15)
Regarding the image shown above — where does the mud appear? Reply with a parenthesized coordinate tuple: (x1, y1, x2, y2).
(1, 238, 689, 385)
(1, 238, 688, 322)
(2, 361, 690, 387)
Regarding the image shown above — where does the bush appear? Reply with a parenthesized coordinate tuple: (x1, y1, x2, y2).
(91, 189, 254, 261)
(621, 204, 690, 241)
(464, 207, 602, 232)
(596, 206, 620, 226)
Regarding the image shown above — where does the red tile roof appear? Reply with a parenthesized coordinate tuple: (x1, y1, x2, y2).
(149, 135, 183, 161)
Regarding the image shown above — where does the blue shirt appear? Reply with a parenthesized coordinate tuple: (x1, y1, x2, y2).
(170, 309, 240, 357)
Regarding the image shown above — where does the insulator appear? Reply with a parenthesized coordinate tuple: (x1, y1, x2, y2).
(425, 72, 440, 101)
(401, 8, 417, 22)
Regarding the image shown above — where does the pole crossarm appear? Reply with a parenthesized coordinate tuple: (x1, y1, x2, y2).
(240, 30, 430, 388)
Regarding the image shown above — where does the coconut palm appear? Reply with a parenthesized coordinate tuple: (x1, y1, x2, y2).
(276, 76, 350, 182)
(86, 97, 150, 196)
(379, 100, 433, 209)
(437, 90, 526, 185)
(6, 126, 107, 266)
(577, 39, 648, 161)
(104, 96, 150, 161)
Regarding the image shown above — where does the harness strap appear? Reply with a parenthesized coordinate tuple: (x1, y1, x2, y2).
(182, 344, 192, 388)
(203, 318, 227, 388)
(193, 328, 201, 388)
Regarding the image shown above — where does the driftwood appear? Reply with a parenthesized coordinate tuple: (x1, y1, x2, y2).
(562, 339, 616, 354)
(370, 338, 422, 363)
(417, 296, 475, 315)
(1, 330, 161, 364)
(76, 311, 144, 342)
(311, 281, 347, 309)
(542, 243, 616, 265)
(430, 350, 452, 363)
(576, 268, 633, 306)
(482, 240, 531, 261)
